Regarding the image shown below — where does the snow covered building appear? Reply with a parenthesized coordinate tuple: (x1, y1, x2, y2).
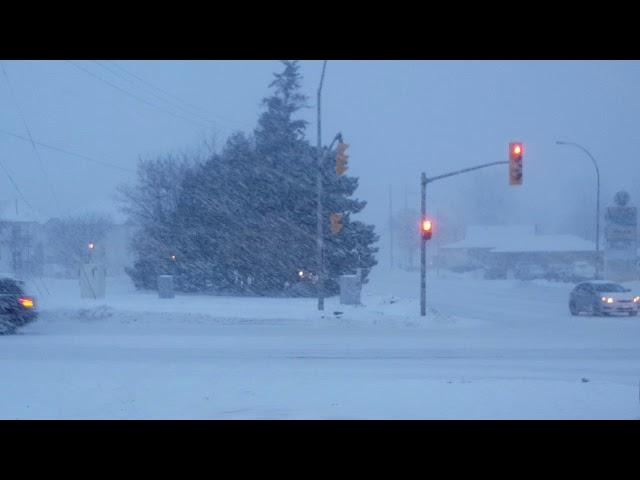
(1, 198, 136, 279)
(0, 200, 46, 278)
(439, 225, 597, 275)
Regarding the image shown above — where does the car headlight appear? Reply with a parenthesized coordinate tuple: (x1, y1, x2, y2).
(634, 296, 640, 303)
(601, 297, 614, 304)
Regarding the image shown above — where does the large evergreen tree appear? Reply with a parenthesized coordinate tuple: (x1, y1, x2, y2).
(121, 60, 378, 295)
(171, 133, 260, 293)
(250, 60, 317, 292)
(248, 60, 378, 294)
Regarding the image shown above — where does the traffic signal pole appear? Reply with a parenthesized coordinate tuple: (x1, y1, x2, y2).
(315, 59, 344, 312)
(420, 160, 509, 317)
(420, 173, 427, 316)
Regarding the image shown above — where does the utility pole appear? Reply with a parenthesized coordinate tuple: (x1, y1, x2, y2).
(317, 60, 327, 311)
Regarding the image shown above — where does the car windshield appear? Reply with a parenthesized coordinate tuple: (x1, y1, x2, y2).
(592, 283, 627, 292)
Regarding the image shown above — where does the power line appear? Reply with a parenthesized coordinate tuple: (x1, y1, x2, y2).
(1, 61, 61, 214)
(95, 60, 242, 132)
(66, 60, 210, 129)
(110, 61, 215, 117)
(108, 60, 249, 131)
(91, 60, 220, 128)
(0, 128, 135, 173)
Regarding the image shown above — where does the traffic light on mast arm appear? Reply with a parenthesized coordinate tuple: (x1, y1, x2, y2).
(509, 142, 523, 185)
(421, 218, 433, 241)
(336, 141, 349, 176)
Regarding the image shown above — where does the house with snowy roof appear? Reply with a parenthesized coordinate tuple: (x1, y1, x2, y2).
(439, 225, 597, 276)
(0, 199, 46, 277)
(1, 198, 137, 279)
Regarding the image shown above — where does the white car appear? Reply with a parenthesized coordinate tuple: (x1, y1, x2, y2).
(569, 281, 640, 316)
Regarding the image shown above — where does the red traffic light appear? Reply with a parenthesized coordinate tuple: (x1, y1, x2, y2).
(421, 218, 433, 240)
(509, 141, 523, 186)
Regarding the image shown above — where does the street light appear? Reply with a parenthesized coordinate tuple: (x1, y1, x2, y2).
(556, 141, 601, 279)
(316, 60, 327, 311)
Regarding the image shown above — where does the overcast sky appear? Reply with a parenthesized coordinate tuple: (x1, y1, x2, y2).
(1, 60, 640, 253)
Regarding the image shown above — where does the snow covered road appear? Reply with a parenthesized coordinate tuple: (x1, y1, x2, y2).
(1, 269, 639, 419)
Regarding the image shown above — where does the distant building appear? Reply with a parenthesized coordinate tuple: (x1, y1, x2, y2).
(0, 200, 46, 278)
(439, 225, 597, 276)
(1, 198, 136, 278)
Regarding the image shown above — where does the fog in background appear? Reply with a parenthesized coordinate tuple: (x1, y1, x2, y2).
(1, 60, 639, 265)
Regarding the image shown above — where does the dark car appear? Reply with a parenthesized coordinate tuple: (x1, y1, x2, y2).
(569, 281, 639, 317)
(0, 277, 38, 334)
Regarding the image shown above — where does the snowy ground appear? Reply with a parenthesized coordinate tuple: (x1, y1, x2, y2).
(1, 268, 640, 419)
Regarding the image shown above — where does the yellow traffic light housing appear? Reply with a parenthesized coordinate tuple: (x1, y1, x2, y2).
(330, 213, 344, 234)
(336, 142, 349, 176)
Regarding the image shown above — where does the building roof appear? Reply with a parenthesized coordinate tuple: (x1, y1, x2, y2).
(491, 234, 595, 253)
(442, 225, 535, 250)
(442, 225, 596, 253)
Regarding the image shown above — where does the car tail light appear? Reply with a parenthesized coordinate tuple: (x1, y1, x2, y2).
(18, 297, 34, 308)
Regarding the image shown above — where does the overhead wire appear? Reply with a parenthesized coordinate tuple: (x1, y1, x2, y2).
(1, 61, 62, 215)
(93, 60, 240, 132)
(107, 60, 249, 131)
(0, 128, 135, 173)
(91, 61, 214, 126)
(66, 60, 209, 129)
